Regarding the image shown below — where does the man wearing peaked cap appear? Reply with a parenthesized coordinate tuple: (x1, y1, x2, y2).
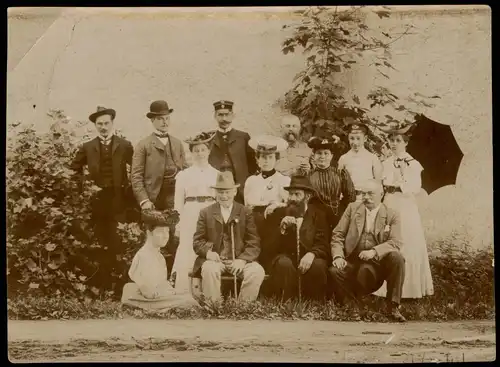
(208, 100, 258, 204)
(131, 100, 189, 270)
(71, 106, 134, 286)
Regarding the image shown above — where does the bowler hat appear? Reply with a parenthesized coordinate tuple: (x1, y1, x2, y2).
(141, 208, 180, 228)
(284, 174, 316, 193)
(211, 171, 240, 190)
(248, 135, 288, 154)
(147, 100, 174, 119)
(89, 106, 116, 123)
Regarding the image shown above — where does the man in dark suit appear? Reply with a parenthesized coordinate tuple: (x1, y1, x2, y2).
(329, 179, 406, 322)
(71, 106, 134, 285)
(131, 100, 189, 270)
(266, 175, 331, 301)
(192, 171, 265, 303)
(208, 100, 258, 204)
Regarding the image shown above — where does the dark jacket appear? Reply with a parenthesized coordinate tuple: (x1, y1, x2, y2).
(70, 135, 134, 215)
(192, 201, 261, 276)
(208, 129, 258, 196)
(269, 204, 331, 265)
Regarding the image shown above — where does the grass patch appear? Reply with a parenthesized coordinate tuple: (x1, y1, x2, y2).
(8, 238, 494, 322)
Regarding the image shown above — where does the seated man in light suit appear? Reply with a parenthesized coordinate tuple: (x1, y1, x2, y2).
(328, 179, 407, 322)
(192, 171, 265, 303)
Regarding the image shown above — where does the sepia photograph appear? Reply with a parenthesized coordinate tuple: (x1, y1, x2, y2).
(6, 5, 494, 362)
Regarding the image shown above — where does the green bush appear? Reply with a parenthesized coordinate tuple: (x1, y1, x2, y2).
(6, 111, 143, 300)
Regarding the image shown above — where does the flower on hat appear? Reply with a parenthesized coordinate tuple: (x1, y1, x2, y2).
(142, 209, 180, 228)
(185, 131, 216, 145)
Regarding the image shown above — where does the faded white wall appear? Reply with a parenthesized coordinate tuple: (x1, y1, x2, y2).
(7, 6, 492, 249)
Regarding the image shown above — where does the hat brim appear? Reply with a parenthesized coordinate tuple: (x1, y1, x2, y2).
(146, 109, 174, 119)
(89, 109, 116, 123)
(210, 183, 241, 190)
(376, 124, 413, 135)
(248, 136, 289, 152)
(184, 133, 216, 146)
(284, 184, 316, 193)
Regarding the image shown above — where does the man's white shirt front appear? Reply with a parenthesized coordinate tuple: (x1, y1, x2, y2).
(221, 203, 234, 223)
(365, 204, 381, 234)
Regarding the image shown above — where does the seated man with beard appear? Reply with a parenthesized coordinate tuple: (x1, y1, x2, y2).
(266, 175, 331, 301)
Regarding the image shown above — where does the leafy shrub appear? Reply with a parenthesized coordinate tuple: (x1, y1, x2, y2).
(8, 240, 494, 321)
(6, 111, 143, 300)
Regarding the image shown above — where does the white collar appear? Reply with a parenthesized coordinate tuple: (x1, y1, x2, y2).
(351, 147, 367, 155)
(98, 132, 114, 141)
(220, 203, 233, 211)
(366, 204, 381, 215)
(218, 127, 233, 134)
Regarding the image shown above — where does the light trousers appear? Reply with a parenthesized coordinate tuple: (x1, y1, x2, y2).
(201, 260, 265, 302)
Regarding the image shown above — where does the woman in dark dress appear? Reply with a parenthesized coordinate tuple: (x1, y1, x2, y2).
(307, 136, 357, 238)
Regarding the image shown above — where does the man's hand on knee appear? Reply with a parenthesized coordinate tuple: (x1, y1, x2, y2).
(332, 257, 347, 271)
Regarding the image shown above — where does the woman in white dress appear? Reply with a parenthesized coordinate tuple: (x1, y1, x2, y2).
(373, 127, 434, 299)
(244, 135, 290, 271)
(171, 132, 220, 292)
(121, 209, 199, 311)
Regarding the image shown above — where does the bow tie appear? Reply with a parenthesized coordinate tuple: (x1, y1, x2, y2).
(261, 169, 276, 179)
(155, 132, 169, 139)
(99, 136, 112, 145)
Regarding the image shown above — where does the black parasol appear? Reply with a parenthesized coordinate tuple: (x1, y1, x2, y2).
(405, 114, 464, 195)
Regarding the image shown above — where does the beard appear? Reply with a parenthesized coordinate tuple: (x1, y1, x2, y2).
(286, 200, 307, 217)
(283, 130, 298, 142)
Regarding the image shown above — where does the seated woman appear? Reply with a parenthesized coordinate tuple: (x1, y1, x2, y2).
(121, 209, 199, 311)
(244, 135, 290, 271)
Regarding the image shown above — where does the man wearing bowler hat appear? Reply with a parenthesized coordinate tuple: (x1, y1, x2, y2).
(192, 171, 265, 303)
(71, 106, 134, 286)
(208, 100, 258, 204)
(266, 174, 331, 301)
(329, 179, 407, 322)
(131, 100, 189, 267)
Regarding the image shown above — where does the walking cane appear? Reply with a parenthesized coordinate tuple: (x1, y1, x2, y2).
(230, 219, 239, 299)
(296, 219, 302, 305)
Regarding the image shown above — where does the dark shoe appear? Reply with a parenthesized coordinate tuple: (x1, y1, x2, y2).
(387, 304, 407, 323)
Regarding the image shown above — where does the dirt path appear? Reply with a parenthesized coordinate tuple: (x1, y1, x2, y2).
(8, 319, 495, 362)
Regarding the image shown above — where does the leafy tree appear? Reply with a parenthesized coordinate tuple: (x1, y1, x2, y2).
(279, 6, 439, 156)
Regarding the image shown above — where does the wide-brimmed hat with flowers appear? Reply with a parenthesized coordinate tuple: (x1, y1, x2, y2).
(307, 135, 340, 152)
(184, 131, 216, 146)
(141, 208, 180, 228)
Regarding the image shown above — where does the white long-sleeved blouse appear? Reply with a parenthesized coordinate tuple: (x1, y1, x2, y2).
(382, 153, 423, 195)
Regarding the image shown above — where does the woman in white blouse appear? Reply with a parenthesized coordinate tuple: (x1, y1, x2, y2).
(373, 126, 434, 299)
(121, 210, 198, 311)
(171, 132, 219, 292)
(244, 135, 290, 271)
